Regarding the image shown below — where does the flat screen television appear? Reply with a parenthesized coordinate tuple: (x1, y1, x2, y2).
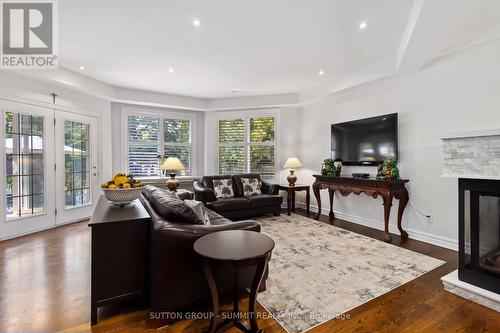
(331, 113, 398, 166)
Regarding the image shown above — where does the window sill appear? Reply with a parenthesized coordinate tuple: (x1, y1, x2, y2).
(138, 176, 201, 184)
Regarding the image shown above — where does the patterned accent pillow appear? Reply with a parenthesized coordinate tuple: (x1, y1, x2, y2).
(241, 178, 262, 196)
(213, 178, 234, 198)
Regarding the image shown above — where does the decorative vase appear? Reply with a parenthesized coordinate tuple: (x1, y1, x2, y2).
(287, 170, 297, 186)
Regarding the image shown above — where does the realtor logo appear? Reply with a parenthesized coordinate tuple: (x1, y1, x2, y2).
(1, 0, 57, 69)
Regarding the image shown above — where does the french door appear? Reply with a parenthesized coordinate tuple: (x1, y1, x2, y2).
(1, 100, 99, 239)
(54, 111, 99, 225)
(1, 100, 55, 238)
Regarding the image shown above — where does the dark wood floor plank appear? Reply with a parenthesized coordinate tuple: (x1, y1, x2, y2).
(1, 209, 499, 333)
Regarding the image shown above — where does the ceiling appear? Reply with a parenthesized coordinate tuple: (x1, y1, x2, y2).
(58, 0, 500, 99)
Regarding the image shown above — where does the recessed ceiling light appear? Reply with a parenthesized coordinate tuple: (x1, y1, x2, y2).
(168, 68, 174, 73)
(192, 19, 201, 27)
(79, 65, 85, 70)
(359, 22, 368, 30)
(318, 69, 325, 76)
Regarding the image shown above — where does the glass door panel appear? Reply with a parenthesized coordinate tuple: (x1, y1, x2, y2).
(64, 121, 91, 208)
(1, 100, 55, 239)
(5, 112, 45, 218)
(55, 110, 98, 225)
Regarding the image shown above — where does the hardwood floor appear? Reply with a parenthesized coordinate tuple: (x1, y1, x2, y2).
(1, 210, 499, 333)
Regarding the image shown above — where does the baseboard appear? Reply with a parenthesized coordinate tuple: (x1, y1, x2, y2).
(0, 217, 90, 241)
(296, 202, 458, 251)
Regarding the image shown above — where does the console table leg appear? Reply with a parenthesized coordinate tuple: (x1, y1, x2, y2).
(396, 189, 409, 241)
(328, 189, 335, 219)
(383, 195, 393, 243)
(91, 304, 97, 325)
(313, 182, 321, 220)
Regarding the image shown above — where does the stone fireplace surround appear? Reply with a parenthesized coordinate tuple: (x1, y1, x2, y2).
(440, 129, 500, 312)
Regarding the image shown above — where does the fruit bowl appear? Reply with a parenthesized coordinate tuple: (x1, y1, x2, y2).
(101, 173, 144, 205)
(102, 187, 143, 205)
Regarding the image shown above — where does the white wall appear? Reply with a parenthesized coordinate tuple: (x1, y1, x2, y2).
(296, 40, 500, 250)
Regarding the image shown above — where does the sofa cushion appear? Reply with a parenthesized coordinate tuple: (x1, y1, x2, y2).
(241, 177, 262, 196)
(248, 194, 283, 208)
(184, 199, 210, 225)
(149, 189, 204, 225)
(206, 197, 250, 212)
(142, 184, 159, 200)
(205, 209, 231, 225)
(233, 174, 262, 197)
(213, 178, 235, 198)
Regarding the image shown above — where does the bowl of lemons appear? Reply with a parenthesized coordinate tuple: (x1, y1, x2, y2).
(101, 173, 144, 205)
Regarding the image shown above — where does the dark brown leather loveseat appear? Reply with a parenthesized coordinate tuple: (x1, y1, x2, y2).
(193, 173, 282, 220)
(139, 185, 265, 314)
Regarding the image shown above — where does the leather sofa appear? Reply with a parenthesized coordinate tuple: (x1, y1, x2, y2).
(139, 185, 266, 314)
(193, 173, 283, 220)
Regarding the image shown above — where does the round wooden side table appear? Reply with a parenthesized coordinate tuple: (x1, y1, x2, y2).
(194, 230, 275, 333)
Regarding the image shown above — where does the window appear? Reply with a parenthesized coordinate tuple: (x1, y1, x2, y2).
(163, 118, 192, 177)
(5, 112, 45, 218)
(64, 121, 90, 208)
(127, 114, 193, 177)
(128, 116, 160, 177)
(217, 115, 277, 181)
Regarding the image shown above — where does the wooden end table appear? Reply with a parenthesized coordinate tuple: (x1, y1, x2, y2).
(194, 230, 275, 333)
(278, 184, 310, 215)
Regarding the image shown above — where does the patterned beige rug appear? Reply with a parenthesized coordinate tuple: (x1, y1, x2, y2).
(256, 213, 445, 333)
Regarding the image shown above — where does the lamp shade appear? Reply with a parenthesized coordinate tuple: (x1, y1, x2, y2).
(283, 157, 302, 169)
(160, 157, 185, 171)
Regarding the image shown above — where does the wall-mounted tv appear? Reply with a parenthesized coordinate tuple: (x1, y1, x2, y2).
(331, 113, 398, 166)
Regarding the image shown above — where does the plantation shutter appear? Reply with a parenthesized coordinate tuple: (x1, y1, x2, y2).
(217, 116, 277, 181)
(128, 116, 159, 177)
(218, 119, 246, 175)
(163, 119, 192, 176)
(249, 117, 276, 181)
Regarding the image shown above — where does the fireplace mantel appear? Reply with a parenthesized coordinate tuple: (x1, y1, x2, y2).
(441, 130, 500, 179)
(441, 128, 500, 139)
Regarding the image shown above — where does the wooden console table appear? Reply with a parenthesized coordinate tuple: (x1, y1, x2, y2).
(88, 195, 150, 325)
(312, 175, 409, 243)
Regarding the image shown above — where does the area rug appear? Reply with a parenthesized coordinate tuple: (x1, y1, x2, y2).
(256, 213, 445, 333)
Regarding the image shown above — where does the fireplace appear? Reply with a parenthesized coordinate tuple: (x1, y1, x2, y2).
(459, 178, 500, 294)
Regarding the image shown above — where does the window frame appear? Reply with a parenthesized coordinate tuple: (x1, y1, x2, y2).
(122, 107, 197, 179)
(215, 109, 279, 182)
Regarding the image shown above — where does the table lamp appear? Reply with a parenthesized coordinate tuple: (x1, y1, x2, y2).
(283, 157, 302, 186)
(160, 157, 185, 192)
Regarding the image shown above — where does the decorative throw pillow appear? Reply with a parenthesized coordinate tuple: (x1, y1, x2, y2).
(212, 178, 234, 198)
(241, 178, 262, 196)
(184, 200, 210, 225)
